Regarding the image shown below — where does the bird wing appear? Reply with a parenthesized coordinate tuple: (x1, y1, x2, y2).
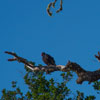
(46, 54, 56, 65)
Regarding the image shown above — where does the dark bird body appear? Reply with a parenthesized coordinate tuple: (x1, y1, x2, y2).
(41, 52, 56, 65)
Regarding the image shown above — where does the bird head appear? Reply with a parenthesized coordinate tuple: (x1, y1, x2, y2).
(41, 52, 45, 56)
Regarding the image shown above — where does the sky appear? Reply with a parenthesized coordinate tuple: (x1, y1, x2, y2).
(0, 0, 100, 99)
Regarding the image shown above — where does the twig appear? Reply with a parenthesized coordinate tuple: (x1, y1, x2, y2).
(56, 0, 63, 13)
(47, 3, 53, 16)
(47, 0, 63, 16)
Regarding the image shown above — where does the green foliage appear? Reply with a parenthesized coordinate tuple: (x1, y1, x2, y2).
(0, 65, 96, 100)
(76, 91, 95, 100)
(24, 71, 70, 100)
(85, 96, 96, 100)
(93, 81, 100, 90)
(93, 81, 100, 94)
(61, 71, 73, 82)
(1, 82, 24, 100)
(1, 70, 71, 100)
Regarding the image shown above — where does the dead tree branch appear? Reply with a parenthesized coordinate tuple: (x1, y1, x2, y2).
(5, 51, 100, 84)
(47, 0, 63, 16)
(95, 51, 100, 62)
(64, 61, 100, 84)
(56, 0, 63, 13)
(5, 51, 64, 73)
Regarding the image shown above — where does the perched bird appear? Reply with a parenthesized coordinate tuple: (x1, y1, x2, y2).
(41, 52, 56, 66)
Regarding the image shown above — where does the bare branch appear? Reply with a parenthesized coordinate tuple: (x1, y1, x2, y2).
(56, 0, 63, 13)
(47, 0, 63, 16)
(5, 51, 34, 68)
(52, 0, 57, 8)
(95, 51, 100, 62)
(47, 3, 52, 16)
(5, 51, 100, 84)
(64, 61, 100, 84)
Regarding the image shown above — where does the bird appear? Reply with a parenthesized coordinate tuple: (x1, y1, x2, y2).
(41, 52, 56, 66)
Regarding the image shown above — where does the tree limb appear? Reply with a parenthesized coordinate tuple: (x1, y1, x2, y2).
(64, 61, 100, 84)
(47, 0, 63, 16)
(5, 51, 64, 73)
(5, 51, 100, 84)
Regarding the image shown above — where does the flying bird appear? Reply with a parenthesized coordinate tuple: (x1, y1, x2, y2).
(41, 52, 56, 66)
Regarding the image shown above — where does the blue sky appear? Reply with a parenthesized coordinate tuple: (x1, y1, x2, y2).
(0, 0, 100, 99)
